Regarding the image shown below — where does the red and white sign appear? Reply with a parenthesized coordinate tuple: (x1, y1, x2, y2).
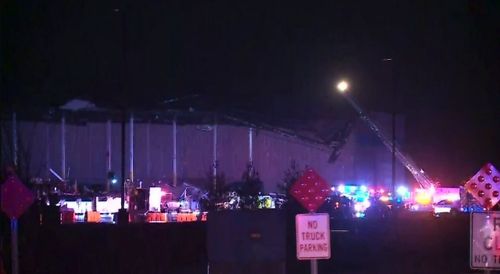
(289, 169, 331, 212)
(1, 176, 34, 219)
(295, 213, 331, 260)
(470, 212, 500, 270)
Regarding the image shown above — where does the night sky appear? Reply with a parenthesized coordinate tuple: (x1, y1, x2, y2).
(1, 0, 499, 185)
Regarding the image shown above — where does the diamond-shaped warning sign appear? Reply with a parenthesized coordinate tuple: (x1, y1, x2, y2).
(464, 163, 500, 210)
(1, 176, 35, 219)
(289, 169, 331, 212)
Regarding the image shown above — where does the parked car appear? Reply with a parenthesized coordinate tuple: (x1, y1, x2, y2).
(433, 200, 461, 216)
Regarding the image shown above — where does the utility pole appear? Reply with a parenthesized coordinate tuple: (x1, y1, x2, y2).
(116, 2, 129, 224)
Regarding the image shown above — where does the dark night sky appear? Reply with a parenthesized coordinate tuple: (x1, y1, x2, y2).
(1, 0, 499, 185)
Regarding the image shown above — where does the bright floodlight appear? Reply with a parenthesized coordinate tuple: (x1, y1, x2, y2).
(337, 184, 345, 193)
(397, 186, 408, 196)
(336, 80, 349, 93)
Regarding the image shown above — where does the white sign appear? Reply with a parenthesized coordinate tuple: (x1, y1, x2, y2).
(471, 212, 500, 270)
(295, 213, 331, 260)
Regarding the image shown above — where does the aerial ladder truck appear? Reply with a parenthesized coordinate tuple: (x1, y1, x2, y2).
(337, 82, 435, 191)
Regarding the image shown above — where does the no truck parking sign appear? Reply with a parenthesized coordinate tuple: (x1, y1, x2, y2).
(296, 213, 331, 260)
(471, 212, 500, 270)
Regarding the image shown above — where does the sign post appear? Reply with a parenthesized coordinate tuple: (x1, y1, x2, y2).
(465, 163, 500, 273)
(1, 175, 35, 274)
(10, 218, 18, 274)
(289, 168, 332, 274)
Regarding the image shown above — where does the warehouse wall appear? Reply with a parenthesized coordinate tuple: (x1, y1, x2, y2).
(12, 113, 406, 192)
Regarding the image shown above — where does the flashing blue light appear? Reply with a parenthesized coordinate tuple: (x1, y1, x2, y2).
(355, 212, 365, 218)
(339, 184, 370, 203)
(111, 178, 118, 184)
(345, 185, 357, 193)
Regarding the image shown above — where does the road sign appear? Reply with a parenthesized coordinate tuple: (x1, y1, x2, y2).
(464, 163, 500, 209)
(1, 175, 34, 274)
(1, 176, 34, 219)
(290, 169, 331, 212)
(295, 213, 331, 260)
(470, 212, 500, 270)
